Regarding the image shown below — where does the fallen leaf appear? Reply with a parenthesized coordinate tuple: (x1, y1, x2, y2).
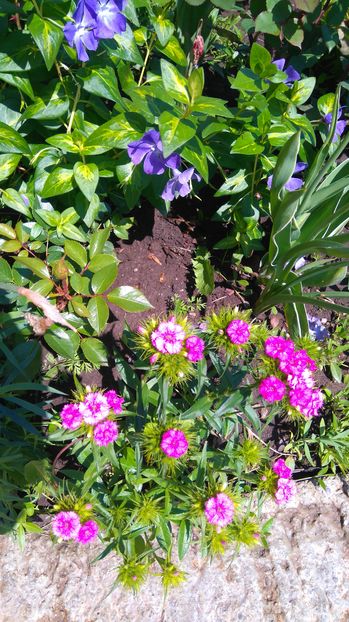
(148, 253, 162, 266)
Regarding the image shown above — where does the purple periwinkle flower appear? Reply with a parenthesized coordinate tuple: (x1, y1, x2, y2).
(323, 107, 346, 142)
(272, 58, 300, 85)
(128, 130, 181, 175)
(161, 167, 201, 202)
(64, 0, 99, 62)
(267, 162, 308, 192)
(89, 0, 127, 38)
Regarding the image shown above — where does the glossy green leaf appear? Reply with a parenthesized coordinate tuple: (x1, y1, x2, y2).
(160, 59, 189, 104)
(155, 36, 187, 67)
(73, 162, 99, 201)
(178, 520, 192, 561)
(270, 131, 300, 214)
(89, 228, 110, 258)
(154, 17, 174, 46)
(28, 14, 63, 71)
(79, 65, 123, 104)
(0, 223, 16, 239)
(255, 11, 280, 35)
(1, 189, 31, 217)
(0, 258, 12, 282)
(87, 296, 109, 334)
(230, 132, 264, 155)
(0, 121, 30, 155)
(159, 111, 196, 158)
(88, 253, 117, 273)
(81, 337, 108, 365)
(107, 286, 152, 312)
(41, 167, 74, 198)
(191, 96, 232, 117)
(14, 257, 50, 279)
(83, 113, 145, 155)
(46, 134, 80, 153)
(250, 43, 272, 76)
(91, 263, 118, 294)
(290, 78, 316, 106)
(64, 240, 87, 268)
(44, 327, 80, 358)
(193, 248, 214, 296)
(188, 67, 204, 101)
(71, 297, 90, 317)
(0, 154, 21, 182)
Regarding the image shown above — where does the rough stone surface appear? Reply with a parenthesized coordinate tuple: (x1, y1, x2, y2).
(1, 477, 349, 622)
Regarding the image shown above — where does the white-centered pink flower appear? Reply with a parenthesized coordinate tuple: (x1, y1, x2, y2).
(150, 320, 185, 354)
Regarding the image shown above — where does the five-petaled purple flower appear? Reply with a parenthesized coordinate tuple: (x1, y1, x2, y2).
(162, 167, 201, 202)
(64, 0, 127, 61)
(324, 107, 346, 142)
(267, 162, 308, 192)
(272, 58, 300, 85)
(127, 130, 181, 175)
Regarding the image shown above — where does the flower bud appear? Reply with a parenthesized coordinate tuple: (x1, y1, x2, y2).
(193, 34, 204, 66)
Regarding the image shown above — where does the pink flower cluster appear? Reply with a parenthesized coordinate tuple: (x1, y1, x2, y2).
(60, 390, 124, 446)
(226, 319, 250, 345)
(260, 337, 324, 418)
(52, 511, 99, 544)
(204, 492, 234, 528)
(149, 317, 205, 362)
(272, 459, 296, 505)
(160, 428, 188, 458)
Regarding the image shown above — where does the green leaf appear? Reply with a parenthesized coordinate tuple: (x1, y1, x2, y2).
(83, 113, 145, 155)
(107, 286, 152, 312)
(191, 96, 233, 117)
(250, 43, 272, 77)
(87, 296, 109, 334)
(46, 133, 80, 153)
(178, 520, 192, 560)
(64, 240, 87, 268)
(73, 162, 99, 201)
(41, 167, 74, 198)
(159, 111, 196, 158)
(0, 154, 21, 182)
(0, 223, 16, 239)
(270, 131, 300, 214)
(293, 0, 320, 10)
(154, 17, 174, 46)
(1, 189, 31, 216)
(30, 279, 54, 296)
(230, 132, 264, 155)
(215, 170, 248, 196)
(14, 257, 50, 279)
(0, 258, 12, 282)
(71, 297, 90, 317)
(155, 36, 187, 67)
(188, 68, 204, 101)
(89, 228, 110, 258)
(28, 14, 63, 71)
(229, 69, 263, 92)
(192, 248, 214, 296)
(61, 223, 86, 243)
(284, 18, 304, 48)
(0, 72, 35, 100)
(78, 66, 123, 104)
(160, 59, 189, 104)
(255, 11, 280, 35)
(70, 273, 90, 295)
(81, 337, 108, 365)
(44, 327, 80, 358)
(0, 121, 30, 155)
(88, 254, 117, 273)
(290, 78, 316, 106)
(91, 263, 118, 294)
(181, 137, 208, 182)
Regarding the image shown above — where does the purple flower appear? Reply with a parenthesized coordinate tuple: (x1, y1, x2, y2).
(324, 107, 346, 142)
(272, 58, 300, 85)
(89, 0, 127, 38)
(161, 167, 201, 202)
(267, 162, 308, 192)
(128, 130, 181, 175)
(63, 0, 99, 62)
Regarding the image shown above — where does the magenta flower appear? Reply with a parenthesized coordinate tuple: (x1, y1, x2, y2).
(324, 107, 346, 142)
(76, 519, 99, 544)
(204, 493, 234, 528)
(279, 349, 316, 377)
(289, 387, 324, 418)
(128, 130, 180, 175)
(272, 458, 292, 479)
(93, 419, 118, 446)
(264, 336, 295, 361)
(259, 376, 286, 403)
(275, 478, 296, 505)
(161, 167, 201, 202)
(226, 319, 250, 345)
(52, 511, 80, 540)
(185, 335, 205, 362)
(287, 368, 314, 390)
(272, 58, 300, 85)
(104, 390, 124, 414)
(63, 0, 99, 62)
(150, 320, 185, 355)
(79, 392, 110, 425)
(60, 403, 83, 430)
(160, 429, 188, 458)
(267, 162, 308, 192)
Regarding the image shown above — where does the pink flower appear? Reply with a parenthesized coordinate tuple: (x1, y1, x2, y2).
(204, 492, 234, 527)
(150, 320, 185, 354)
(93, 419, 118, 446)
(149, 353, 159, 365)
(272, 458, 292, 479)
(160, 429, 188, 458)
(265, 336, 295, 361)
(75, 519, 99, 544)
(279, 349, 316, 376)
(79, 392, 110, 425)
(226, 319, 250, 345)
(289, 387, 324, 418)
(104, 390, 124, 414)
(275, 478, 296, 505)
(259, 376, 286, 403)
(185, 335, 205, 362)
(60, 403, 83, 430)
(52, 511, 80, 540)
(287, 369, 314, 390)
(193, 34, 204, 66)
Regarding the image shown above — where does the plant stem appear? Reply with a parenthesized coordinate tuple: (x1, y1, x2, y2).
(67, 84, 81, 134)
(138, 33, 156, 87)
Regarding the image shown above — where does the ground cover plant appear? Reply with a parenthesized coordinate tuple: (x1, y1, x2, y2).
(1, 0, 349, 590)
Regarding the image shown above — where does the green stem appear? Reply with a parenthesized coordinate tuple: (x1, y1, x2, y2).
(67, 84, 81, 134)
(250, 155, 258, 198)
(138, 33, 156, 87)
(31, 0, 43, 16)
